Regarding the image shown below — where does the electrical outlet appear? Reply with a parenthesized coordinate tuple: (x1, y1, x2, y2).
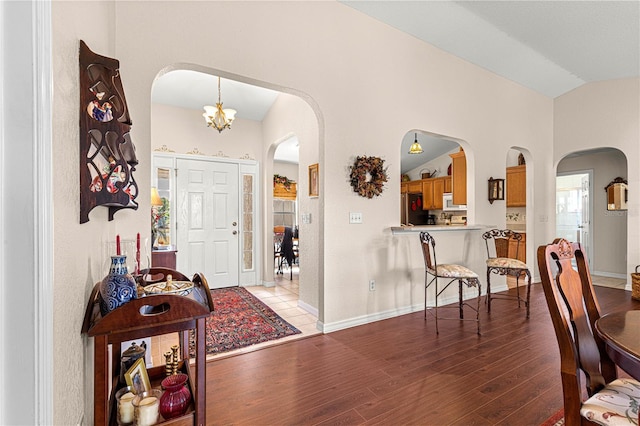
(369, 280, 375, 291)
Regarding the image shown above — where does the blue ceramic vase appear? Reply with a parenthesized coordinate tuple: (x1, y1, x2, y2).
(99, 255, 137, 316)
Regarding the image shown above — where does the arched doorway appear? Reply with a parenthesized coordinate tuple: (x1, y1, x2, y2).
(556, 148, 628, 286)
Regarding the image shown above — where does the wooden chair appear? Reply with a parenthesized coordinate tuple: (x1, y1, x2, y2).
(482, 229, 532, 317)
(537, 238, 640, 425)
(419, 232, 481, 334)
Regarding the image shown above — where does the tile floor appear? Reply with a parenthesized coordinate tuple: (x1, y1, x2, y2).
(591, 274, 628, 289)
(149, 266, 320, 364)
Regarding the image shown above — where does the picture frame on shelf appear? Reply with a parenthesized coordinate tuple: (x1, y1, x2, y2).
(124, 358, 151, 395)
(309, 163, 319, 197)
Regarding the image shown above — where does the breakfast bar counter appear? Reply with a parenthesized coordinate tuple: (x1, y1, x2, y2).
(390, 224, 493, 234)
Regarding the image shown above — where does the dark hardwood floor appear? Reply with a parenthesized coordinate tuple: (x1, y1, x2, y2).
(204, 283, 639, 425)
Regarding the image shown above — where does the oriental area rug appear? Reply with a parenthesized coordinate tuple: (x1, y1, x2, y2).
(540, 409, 564, 426)
(190, 286, 301, 356)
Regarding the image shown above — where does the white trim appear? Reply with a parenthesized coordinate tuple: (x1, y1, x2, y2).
(33, 1, 53, 424)
(592, 270, 627, 280)
(319, 289, 492, 333)
(0, 1, 5, 422)
(297, 299, 318, 318)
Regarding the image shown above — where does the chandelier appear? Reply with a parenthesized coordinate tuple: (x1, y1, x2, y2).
(408, 133, 423, 154)
(202, 76, 237, 133)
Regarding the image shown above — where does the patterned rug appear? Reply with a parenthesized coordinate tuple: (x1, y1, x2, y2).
(190, 286, 301, 356)
(541, 408, 564, 426)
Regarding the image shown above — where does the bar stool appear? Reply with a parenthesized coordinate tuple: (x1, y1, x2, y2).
(482, 229, 531, 318)
(419, 232, 482, 334)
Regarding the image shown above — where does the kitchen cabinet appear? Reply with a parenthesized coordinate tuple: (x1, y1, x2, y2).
(506, 165, 526, 207)
(274, 182, 297, 200)
(422, 177, 447, 210)
(443, 176, 452, 193)
(400, 181, 423, 194)
(449, 150, 467, 205)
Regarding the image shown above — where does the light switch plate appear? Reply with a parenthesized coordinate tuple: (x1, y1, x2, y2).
(349, 212, 363, 224)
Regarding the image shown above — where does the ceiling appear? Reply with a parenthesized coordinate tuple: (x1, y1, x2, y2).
(151, 1, 640, 171)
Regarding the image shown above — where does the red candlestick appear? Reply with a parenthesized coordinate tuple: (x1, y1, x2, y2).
(135, 233, 141, 274)
(116, 235, 121, 255)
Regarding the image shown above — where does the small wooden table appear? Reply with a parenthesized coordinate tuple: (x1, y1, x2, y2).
(595, 310, 640, 381)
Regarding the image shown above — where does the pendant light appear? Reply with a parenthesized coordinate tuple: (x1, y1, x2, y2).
(409, 133, 423, 154)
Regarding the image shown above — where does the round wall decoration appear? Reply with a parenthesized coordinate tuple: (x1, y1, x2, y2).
(349, 156, 388, 199)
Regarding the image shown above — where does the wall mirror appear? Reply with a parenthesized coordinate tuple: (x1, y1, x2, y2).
(605, 177, 628, 211)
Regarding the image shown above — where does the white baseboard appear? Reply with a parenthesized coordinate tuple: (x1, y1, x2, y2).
(320, 286, 496, 333)
(297, 299, 318, 317)
(261, 280, 275, 288)
(592, 270, 627, 280)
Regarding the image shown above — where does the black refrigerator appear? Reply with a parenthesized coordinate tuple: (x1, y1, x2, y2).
(401, 193, 430, 225)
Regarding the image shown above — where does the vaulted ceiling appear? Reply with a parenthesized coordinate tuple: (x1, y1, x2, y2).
(151, 1, 640, 170)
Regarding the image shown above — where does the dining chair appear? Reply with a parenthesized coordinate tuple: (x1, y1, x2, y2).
(482, 229, 532, 318)
(537, 238, 640, 425)
(419, 231, 481, 334)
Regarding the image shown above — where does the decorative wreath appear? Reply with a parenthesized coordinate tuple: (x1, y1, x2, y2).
(349, 156, 388, 198)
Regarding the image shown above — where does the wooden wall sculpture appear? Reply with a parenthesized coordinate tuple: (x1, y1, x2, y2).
(79, 40, 138, 223)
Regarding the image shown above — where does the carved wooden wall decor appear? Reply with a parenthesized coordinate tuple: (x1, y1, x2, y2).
(79, 40, 138, 223)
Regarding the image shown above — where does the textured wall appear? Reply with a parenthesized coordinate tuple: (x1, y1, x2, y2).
(47, 1, 618, 421)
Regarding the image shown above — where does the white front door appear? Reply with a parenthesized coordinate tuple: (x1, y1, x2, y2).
(176, 158, 239, 288)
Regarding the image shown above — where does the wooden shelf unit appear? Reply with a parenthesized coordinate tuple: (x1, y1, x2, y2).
(82, 274, 214, 426)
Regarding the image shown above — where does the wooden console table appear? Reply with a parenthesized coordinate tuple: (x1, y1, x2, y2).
(81, 273, 213, 425)
(152, 248, 177, 270)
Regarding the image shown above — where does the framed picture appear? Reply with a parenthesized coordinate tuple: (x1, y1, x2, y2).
(308, 163, 319, 197)
(124, 357, 151, 395)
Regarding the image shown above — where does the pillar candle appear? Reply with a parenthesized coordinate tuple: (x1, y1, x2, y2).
(116, 234, 121, 255)
(135, 395, 159, 426)
(117, 391, 135, 425)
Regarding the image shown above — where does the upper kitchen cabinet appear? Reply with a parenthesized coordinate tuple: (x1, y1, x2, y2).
(506, 165, 526, 207)
(422, 176, 450, 210)
(401, 179, 425, 194)
(449, 149, 467, 205)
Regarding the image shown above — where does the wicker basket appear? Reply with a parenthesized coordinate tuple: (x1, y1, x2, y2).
(631, 265, 640, 301)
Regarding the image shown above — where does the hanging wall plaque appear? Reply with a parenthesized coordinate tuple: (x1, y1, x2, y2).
(79, 40, 138, 223)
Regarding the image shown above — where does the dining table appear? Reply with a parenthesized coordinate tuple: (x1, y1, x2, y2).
(595, 310, 640, 381)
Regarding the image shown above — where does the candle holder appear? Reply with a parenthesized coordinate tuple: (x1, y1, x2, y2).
(171, 345, 179, 375)
(132, 389, 162, 426)
(115, 386, 135, 425)
(164, 352, 173, 377)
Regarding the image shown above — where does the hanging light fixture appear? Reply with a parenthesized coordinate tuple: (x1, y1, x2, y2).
(408, 133, 423, 154)
(202, 76, 237, 133)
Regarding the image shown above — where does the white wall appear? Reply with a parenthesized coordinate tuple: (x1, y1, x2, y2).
(406, 147, 459, 181)
(152, 103, 263, 158)
(273, 162, 299, 181)
(557, 149, 628, 276)
(554, 78, 640, 288)
(262, 93, 321, 315)
(45, 1, 566, 422)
